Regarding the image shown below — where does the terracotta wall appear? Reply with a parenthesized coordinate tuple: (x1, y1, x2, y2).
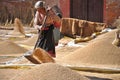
(0, 0, 36, 24)
(44, 0, 59, 6)
(1, 0, 120, 26)
(0, 0, 60, 24)
(59, 0, 70, 17)
(59, 0, 120, 26)
(105, 0, 120, 26)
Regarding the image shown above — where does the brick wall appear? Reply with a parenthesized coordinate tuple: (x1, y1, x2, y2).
(0, 0, 60, 24)
(1, 0, 120, 26)
(59, 0, 120, 26)
(106, 0, 120, 26)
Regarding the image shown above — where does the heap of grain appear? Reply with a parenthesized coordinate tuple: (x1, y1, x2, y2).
(0, 69, 28, 80)
(60, 29, 120, 68)
(18, 34, 38, 46)
(8, 18, 25, 37)
(0, 39, 3, 41)
(93, 29, 117, 42)
(0, 40, 27, 55)
(11, 63, 90, 80)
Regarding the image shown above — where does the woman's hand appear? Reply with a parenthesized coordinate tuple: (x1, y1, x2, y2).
(38, 25, 42, 30)
(38, 25, 49, 30)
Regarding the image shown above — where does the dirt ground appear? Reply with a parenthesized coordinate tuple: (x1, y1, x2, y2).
(0, 26, 120, 80)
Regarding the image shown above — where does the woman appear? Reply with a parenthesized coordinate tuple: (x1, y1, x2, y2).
(34, 1, 61, 57)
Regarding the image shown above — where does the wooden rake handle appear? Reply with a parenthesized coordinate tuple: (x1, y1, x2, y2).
(34, 9, 50, 50)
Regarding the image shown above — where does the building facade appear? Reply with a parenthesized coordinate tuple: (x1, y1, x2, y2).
(0, 0, 120, 26)
(59, 0, 120, 26)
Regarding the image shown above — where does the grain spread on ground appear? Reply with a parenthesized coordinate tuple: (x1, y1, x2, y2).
(92, 29, 117, 42)
(0, 40, 28, 55)
(0, 39, 3, 41)
(60, 29, 120, 68)
(0, 69, 27, 80)
(17, 34, 38, 46)
(11, 63, 90, 80)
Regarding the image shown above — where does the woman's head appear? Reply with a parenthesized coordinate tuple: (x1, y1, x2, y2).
(34, 1, 46, 13)
(34, 1, 45, 9)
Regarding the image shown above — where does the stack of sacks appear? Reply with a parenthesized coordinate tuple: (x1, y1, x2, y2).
(60, 18, 107, 38)
(79, 21, 108, 37)
(76, 20, 86, 37)
(95, 22, 108, 32)
(60, 18, 79, 38)
(79, 21, 96, 37)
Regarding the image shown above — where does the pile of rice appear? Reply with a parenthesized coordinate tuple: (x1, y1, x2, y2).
(0, 40, 28, 55)
(8, 18, 25, 37)
(17, 34, 38, 46)
(60, 29, 120, 68)
(0, 69, 27, 80)
(93, 29, 117, 42)
(11, 63, 90, 80)
(0, 39, 3, 41)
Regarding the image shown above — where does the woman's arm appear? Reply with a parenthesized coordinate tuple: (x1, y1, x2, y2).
(34, 11, 42, 30)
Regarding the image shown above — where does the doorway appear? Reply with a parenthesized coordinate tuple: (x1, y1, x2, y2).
(70, 0, 104, 22)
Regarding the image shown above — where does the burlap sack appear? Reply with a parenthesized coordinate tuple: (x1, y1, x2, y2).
(79, 21, 96, 37)
(95, 22, 108, 32)
(76, 20, 86, 36)
(60, 18, 79, 38)
(60, 18, 108, 38)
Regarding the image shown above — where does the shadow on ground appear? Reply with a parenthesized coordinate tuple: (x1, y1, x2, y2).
(86, 76, 112, 80)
